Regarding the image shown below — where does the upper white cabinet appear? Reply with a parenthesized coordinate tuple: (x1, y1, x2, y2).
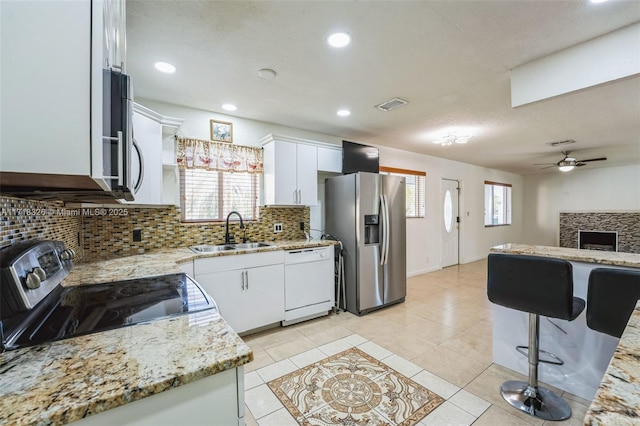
(261, 134, 321, 206)
(317, 146, 342, 173)
(129, 104, 183, 206)
(0, 0, 133, 199)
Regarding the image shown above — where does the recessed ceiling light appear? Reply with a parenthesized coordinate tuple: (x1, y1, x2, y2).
(337, 109, 351, 117)
(221, 104, 237, 112)
(154, 61, 177, 74)
(327, 32, 351, 48)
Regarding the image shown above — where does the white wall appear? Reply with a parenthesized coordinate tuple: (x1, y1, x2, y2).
(522, 164, 640, 246)
(378, 146, 523, 275)
(140, 98, 524, 276)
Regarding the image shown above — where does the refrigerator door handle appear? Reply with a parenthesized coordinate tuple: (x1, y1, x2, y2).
(379, 194, 387, 265)
(383, 194, 390, 265)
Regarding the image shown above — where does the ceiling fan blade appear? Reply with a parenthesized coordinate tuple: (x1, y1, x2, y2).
(533, 162, 556, 166)
(576, 163, 587, 167)
(541, 165, 556, 169)
(576, 157, 607, 163)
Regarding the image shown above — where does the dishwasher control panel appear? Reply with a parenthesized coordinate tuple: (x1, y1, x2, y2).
(285, 246, 332, 264)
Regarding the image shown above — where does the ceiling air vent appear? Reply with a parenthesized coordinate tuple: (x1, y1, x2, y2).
(375, 97, 408, 112)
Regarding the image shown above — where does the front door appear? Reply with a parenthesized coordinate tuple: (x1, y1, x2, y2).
(441, 179, 459, 267)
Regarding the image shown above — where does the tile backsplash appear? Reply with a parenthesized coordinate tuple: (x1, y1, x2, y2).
(0, 197, 83, 259)
(0, 196, 309, 262)
(82, 205, 309, 261)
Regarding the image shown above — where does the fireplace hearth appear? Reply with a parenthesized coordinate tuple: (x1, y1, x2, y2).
(579, 230, 617, 252)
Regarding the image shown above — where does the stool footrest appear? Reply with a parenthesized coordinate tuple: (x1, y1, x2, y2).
(515, 345, 564, 365)
(500, 380, 571, 421)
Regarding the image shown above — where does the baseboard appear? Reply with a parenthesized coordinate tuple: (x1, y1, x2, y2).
(407, 266, 441, 277)
(461, 255, 488, 264)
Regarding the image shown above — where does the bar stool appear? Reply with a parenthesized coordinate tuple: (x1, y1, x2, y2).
(487, 254, 586, 421)
(587, 268, 640, 338)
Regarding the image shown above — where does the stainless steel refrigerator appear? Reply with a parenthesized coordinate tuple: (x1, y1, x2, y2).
(325, 172, 406, 316)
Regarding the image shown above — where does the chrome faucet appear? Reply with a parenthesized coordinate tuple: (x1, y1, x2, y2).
(225, 211, 244, 244)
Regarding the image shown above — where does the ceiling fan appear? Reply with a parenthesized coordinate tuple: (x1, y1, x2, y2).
(534, 151, 607, 172)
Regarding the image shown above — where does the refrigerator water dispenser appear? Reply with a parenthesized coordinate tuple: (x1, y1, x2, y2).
(364, 214, 380, 244)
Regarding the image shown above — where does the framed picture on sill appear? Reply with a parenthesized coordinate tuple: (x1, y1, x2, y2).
(210, 119, 233, 143)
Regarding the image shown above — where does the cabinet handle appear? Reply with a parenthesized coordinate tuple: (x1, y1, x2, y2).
(298, 189, 302, 204)
(245, 270, 249, 289)
(241, 270, 246, 290)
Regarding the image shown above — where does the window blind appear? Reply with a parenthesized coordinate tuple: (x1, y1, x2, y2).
(379, 166, 426, 218)
(180, 169, 260, 222)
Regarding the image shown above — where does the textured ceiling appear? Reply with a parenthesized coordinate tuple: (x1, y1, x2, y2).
(126, 1, 640, 175)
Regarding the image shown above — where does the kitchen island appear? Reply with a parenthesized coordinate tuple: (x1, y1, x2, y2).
(0, 240, 333, 425)
(489, 244, 640, 424)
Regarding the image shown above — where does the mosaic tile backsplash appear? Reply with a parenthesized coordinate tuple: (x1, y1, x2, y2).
(0, 197, 83, 259)
(0, 196, 309, 262)
(559, 212, 640, 254)
(82, 205, 310, 261)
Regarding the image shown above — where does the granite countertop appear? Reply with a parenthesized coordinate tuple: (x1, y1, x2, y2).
(490, 243, 640, 268)
(584, 302, 640, 425)
(0, 239, 330, 425)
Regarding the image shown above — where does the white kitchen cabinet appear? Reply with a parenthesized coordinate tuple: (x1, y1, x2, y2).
(317, 146, 343, 173)
(128, 104, 184, 206)
(74, 366, 244, 426)
(0, 0, 126, 193)
(261, 135, 318, 205)
(194, 251, 285, 333)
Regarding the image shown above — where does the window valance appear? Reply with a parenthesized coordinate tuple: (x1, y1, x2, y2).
(176, 137, 263, 173)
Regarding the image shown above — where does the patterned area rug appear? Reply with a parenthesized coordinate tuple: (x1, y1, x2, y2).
(267, 347, 445, 426)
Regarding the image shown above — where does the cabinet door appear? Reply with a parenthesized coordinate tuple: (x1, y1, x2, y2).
(244, 264, 285, 331)
(275, 141, 298, 204)
(296, 144, 318, 205)
(129, 112, 162, 204)
(195, 270, 246, 333)
(317, 147, 342, 173)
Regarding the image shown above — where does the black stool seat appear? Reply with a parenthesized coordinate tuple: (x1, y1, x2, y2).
(587, 268, 640, 338)
(487, 253, 586, 421)
(488, 254, 585, 320)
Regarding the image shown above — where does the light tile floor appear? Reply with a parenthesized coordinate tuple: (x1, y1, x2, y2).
(242, 260, 592, 426)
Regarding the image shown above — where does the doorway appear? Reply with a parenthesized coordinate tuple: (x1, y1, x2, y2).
(441, 179, 459, 267)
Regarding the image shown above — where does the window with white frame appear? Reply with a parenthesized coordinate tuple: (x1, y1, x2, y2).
(380, 166, 426, 218)
(180, 169, 260, 222)
(484, 181, 512, 226)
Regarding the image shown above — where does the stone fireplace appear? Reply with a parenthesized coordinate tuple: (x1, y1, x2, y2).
(578, 230, 617, 251)
(559, 212, 640, 254)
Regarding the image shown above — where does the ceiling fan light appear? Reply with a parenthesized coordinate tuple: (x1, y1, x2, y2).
(558, 165, 575, 172)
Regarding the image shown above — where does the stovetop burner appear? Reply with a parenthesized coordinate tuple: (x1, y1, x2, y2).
(2, 273, 216, 351)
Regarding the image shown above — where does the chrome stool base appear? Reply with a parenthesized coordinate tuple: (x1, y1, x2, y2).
(500, 380, 571, 421)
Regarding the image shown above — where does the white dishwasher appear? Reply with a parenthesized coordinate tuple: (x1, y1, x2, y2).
(283, 245, 334, 326)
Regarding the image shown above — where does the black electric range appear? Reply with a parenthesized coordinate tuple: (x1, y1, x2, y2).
(0, 241, 215, 351)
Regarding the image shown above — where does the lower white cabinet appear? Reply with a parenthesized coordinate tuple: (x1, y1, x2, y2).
(194, 251, 285, 333)
(74, 367, 244, 426)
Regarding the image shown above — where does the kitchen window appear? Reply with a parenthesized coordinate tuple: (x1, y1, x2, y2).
(380, 166, 426, 218)
(484, 181, 512, 226)
(180, 169, 260, 221)
(176, 137, 263, 222)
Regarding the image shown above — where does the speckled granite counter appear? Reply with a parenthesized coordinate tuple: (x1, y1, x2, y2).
(0, 239, 333, 425)
(490, 243, 640, 268)
(584, 301, 640, 425)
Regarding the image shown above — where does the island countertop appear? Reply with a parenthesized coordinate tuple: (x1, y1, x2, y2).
(490, 243, 640, 268)
(489, 243, 640, 425)
(0, 239, 333, 425)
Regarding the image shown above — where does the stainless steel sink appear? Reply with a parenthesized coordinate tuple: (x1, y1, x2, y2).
(189, 244, 235, 253)
(229, 242, 274, 250)
(189, 242, 274, 253)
